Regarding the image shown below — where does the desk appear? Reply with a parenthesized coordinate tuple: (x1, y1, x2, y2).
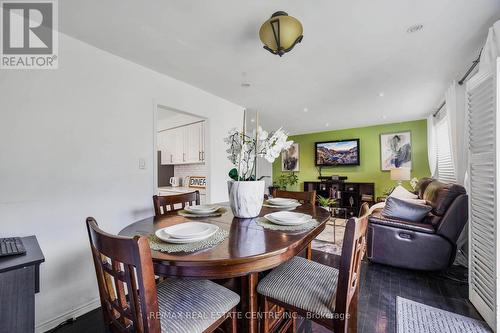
(0, 236, 45, 333)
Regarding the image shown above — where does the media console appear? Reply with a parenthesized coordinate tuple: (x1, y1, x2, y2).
(304, 180, 375, 217)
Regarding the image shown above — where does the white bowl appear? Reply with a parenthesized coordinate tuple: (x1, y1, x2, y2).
(264, 212, 312, 226)
(156, 222, 219, 242)
(267, 198, 299, 206)
(185, 205, 221, 214)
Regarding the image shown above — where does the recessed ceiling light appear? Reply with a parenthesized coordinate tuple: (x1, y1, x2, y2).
(325, 122, 330, 127)
(241, 83, 251, 87)
(379, 92, 384, 97)
(303, 108, 309, 112)
(407, 24, 424, 33)
(250, 118, 255, 122)
(382, 115, 387, 119)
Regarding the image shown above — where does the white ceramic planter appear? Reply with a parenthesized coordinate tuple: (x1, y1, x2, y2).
(227, 180, 265, 218)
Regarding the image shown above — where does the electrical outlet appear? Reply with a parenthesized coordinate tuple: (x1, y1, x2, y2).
(139, 159, 146, 169)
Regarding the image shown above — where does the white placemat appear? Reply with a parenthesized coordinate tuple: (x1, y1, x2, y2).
(147, 229, 229, 253)
(256, 217, 319, 231)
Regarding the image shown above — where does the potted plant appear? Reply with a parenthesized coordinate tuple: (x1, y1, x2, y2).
(272, 172, 299, 191)
(225, 123, 293, 218)
(317, 195, 336, 211)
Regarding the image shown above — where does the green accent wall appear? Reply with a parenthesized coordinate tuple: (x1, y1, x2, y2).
(273, 119, 431, 198)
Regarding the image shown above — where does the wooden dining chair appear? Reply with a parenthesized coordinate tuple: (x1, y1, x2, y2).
(153, 191, 200, 216)
(272, 189, 317, 206)
(257, 213, 369, 333)
(86, 217, 239, 333)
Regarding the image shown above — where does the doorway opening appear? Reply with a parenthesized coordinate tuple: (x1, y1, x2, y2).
(154, 104, 208, 204)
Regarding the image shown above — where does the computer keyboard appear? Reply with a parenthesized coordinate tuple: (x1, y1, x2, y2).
(0, 237, 26, 257)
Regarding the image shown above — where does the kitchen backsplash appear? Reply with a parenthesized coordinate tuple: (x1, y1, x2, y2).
(174, 163, 208, 185)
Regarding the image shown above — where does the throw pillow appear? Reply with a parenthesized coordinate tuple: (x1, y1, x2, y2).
(389, 185, 418, 200)
(382, 196, 432, 223)
(400, 198, 427, 205)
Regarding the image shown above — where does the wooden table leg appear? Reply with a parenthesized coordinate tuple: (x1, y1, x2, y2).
(241, 272, 259, 333)
(306, 243, 312, 260)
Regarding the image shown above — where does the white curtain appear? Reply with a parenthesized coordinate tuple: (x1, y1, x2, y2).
(426, 114, 437, 177)
(444, 81, 467, 185)
(479, 20, 500, 73)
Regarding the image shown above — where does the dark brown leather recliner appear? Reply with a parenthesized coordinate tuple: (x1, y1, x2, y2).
(366, 178, 468, 271)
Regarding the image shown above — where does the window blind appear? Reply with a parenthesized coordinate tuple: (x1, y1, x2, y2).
(466, 65, 497, 331)
(435, 115, 457, 183)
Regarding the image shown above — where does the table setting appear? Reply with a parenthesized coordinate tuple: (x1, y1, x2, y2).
(256, 210, 319, 231)
(262, 197, 302, 210)
(147, 204, 229, 253)
(177, 204, 227, 217)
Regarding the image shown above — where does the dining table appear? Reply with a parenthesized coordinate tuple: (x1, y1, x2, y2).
(119, 202, 331, 333)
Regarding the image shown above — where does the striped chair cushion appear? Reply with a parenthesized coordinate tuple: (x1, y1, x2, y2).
(156, 278, 240, 333)
(257, 256, 339, 319)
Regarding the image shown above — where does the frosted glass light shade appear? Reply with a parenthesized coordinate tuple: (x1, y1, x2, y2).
(390, 168, 411, 181)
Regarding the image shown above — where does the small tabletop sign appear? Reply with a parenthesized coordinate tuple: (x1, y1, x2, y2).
(189, 176, 206, 188)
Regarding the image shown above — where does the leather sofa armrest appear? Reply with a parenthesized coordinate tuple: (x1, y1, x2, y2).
(369, 212, 436, 234)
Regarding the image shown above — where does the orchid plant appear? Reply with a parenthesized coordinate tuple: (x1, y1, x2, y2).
(225, 126, 293, 181)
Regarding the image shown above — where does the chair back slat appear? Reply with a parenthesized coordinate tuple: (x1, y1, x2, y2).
(153, 191, 200, 216)
(272, 189, 317, 205)
(86, 217, 160, 333)
(334, 212, 369, 332)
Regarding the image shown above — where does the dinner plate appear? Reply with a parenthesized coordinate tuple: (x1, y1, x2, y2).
(155, 222, 219, 243)
(267, 198, 299, 206)
(264, 212, 312, 226)
(263, 201, 301, 209)
(185, 205, 221, 214)
(267, 211, 310, 222)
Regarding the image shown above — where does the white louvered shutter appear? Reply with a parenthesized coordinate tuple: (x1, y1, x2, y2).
(435, 115, 457, 183)
(466, 59, 499, 332)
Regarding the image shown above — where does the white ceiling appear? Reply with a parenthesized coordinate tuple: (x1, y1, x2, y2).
(59, 0, 500, 134)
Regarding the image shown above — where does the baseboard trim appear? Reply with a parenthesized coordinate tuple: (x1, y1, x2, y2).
(35, 298, 101, 333)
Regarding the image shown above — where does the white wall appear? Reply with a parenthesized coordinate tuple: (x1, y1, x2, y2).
(256, 157, 273, 194)
(0, 33, 243, 331)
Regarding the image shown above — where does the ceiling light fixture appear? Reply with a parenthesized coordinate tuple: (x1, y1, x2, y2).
(259, 11, 303, 57)
(303, 108, 309, 112)
(407, 24, 424, 33)
(325, 122, 330, 127)
(379, 92, 385, 97)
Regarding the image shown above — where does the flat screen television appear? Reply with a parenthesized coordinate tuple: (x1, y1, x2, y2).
(315, 139, 360, 166)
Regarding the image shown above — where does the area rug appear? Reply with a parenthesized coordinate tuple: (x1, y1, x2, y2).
(311, 218, 345, 255)
(396, 297, 491, 333)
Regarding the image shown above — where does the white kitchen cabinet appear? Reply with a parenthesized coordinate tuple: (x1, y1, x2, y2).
(158, 121, 205, 165)
(171, 127, 184, 163)
(185, 122, 204, 163)
(158, 129, 174, 164)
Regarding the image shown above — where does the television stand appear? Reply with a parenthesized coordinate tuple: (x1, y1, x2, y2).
(304, 180, 375, 218)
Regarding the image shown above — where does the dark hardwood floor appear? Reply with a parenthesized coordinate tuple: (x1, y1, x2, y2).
(48, 250, 480, 333)
(299, 251, 481, 333)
